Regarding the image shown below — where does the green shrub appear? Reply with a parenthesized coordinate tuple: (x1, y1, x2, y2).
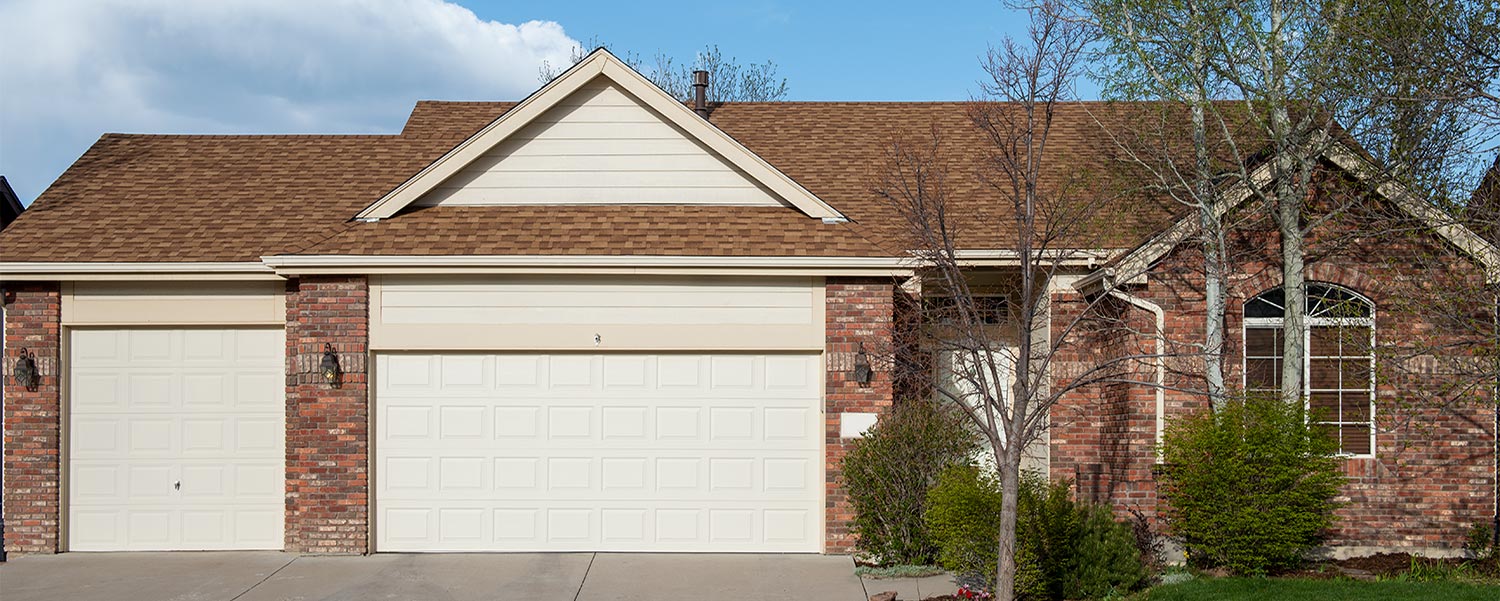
(1158, 394, 1346, 576)
(1017, 477, 1146, 599)
(926, 466, 1146, 599)
(925, 466, 1046, 598)
(1464, 522, 1495, 561)
(1067, 504, 1149, 598)
(1017, 477, 1082, 598)
(843, 399, 978, 565)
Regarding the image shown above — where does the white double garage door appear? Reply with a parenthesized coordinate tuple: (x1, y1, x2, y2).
(66, 332, 822, 553)
(375, 352, 823, 552)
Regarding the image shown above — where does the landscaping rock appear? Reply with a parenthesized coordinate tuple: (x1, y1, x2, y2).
(870, 591, 898, 601)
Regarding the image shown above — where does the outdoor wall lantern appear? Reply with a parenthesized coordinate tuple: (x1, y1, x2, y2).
(13, 348, 39, 391)
(853, 343, 873, 385)
(320, 343, 342, 389)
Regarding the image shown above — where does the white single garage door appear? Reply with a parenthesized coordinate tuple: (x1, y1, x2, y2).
(68, 328, 285, 551)
(375, 353, 822, 552)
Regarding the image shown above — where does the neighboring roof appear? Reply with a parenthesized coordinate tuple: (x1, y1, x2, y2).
(0, 176, 23, 230)
(1471, 155, 1499, 244)
(357, 49, 845, 221)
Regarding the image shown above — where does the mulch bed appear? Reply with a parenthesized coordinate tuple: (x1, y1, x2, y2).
(1282, 552, 1470, 580)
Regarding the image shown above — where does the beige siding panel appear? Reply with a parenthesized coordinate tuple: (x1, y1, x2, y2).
(62, 282, 286, 326)
(417, 80, 786, 208)
(371, 276, 823, 351)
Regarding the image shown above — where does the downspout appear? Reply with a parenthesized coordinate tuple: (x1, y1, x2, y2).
(1107, 288, 1166, 456)
(1492, 286, 1498, 548)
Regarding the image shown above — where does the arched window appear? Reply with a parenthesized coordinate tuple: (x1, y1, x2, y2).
(1243, 283, 1375, 456)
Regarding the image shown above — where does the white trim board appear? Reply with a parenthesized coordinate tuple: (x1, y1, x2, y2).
(0, 262, 280, 282)
(355, 48, 844, 222)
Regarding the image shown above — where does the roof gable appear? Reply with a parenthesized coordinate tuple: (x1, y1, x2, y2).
(357, 49, 844, 221)
(1086, 137, 1500, 288)
(415, 78, 788, 209)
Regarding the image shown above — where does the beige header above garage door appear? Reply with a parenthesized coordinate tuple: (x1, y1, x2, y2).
(369, 275, 824, 351)
(62, 282, 286, 326)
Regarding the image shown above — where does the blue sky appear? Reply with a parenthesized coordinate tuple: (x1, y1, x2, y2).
(474, 0, 1032, 101)
(0, 0, 1042, 205)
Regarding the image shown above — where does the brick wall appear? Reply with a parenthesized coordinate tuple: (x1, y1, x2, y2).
(1051, 179, 1497, 552)
(1, 283, 61, 555)
(824, 278, 898, 553)
(285, 276, 370, 554)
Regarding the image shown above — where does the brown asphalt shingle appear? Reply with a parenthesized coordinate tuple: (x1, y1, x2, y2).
(0, 100, 1189, 263)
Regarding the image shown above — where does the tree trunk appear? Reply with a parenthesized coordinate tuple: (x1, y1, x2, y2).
(1277, 163, 1307, 403)
(1193, 99, 1228, 408)
(993, 444, 1022, 601)
(1269, 0, 1307, 404)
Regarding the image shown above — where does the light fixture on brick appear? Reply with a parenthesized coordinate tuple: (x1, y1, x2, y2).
(853, 342, 872, 384)
(12, 347, 38, 391)
(320, 343, 342, 388)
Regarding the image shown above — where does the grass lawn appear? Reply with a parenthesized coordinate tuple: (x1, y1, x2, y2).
(1138, 577, 1500, 601)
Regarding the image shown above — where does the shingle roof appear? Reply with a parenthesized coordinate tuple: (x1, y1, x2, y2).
(305, 205, 890, 256)
(0, 100, 1186, 263)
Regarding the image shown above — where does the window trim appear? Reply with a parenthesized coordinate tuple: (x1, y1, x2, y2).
(1241, 283, 1377, 458)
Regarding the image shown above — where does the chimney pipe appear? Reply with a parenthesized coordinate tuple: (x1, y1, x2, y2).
(692, 70, 709, 119)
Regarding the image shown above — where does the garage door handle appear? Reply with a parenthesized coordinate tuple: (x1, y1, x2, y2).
(174, 481, 181, 490)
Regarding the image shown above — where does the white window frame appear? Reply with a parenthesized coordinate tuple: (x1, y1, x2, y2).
(1242, 284, 1377, 458)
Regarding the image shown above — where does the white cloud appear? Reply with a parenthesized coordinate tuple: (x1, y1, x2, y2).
(0, 0, 581, 204)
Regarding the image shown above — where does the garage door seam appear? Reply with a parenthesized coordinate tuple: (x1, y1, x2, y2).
(572, 552, 597, 601)
(228, 555, 297, 601)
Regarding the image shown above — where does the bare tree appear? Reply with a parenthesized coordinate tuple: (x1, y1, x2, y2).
(540, 40, 789, 102)
(874, 3, 1178, 598)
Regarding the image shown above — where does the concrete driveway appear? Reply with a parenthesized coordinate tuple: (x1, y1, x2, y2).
(0, 552, 869, 601)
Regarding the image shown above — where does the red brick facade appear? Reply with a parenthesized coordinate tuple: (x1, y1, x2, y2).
(1050, 190, 1498, 554)
(284, 276, 370, 554)
(824, 278, 899, 553)
(1, 283, 61, 555)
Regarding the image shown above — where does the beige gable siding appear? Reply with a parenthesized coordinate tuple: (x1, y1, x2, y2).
(417, 79, 787, 207)
(370, 275, 823, 350)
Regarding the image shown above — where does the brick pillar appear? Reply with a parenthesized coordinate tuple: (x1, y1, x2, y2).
(285, 276, 369, 554)
(824, 278, 897, 553)
(2, 283, 61, 555)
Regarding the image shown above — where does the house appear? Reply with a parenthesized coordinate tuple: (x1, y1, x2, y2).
(0, 176, 22, 231)
(1, 49, 1495, 557)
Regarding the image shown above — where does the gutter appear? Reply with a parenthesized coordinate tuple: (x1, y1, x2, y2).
(1105, 286, 1167, 456)
(260, 254, 920, 277)
(0, 262, 278, 281)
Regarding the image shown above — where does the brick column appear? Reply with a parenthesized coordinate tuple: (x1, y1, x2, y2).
(285, 276, 369, 554)
(824, 278, 897, 553)
(2, 283, 61, 555)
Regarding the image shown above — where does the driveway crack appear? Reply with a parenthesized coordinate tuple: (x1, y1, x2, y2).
(572, 553, 597, 601)
(229, 555, 297, 601)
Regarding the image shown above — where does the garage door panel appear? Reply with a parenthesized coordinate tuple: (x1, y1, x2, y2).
(376, 352, 822, 552)
(69, 328, 285, 551)
(378, 354, 821, 398)
(376, 500, 819, 552)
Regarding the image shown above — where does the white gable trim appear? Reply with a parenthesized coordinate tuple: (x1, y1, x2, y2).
(1077, 137, 1500, 291)
(357, 49, 844, 221)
